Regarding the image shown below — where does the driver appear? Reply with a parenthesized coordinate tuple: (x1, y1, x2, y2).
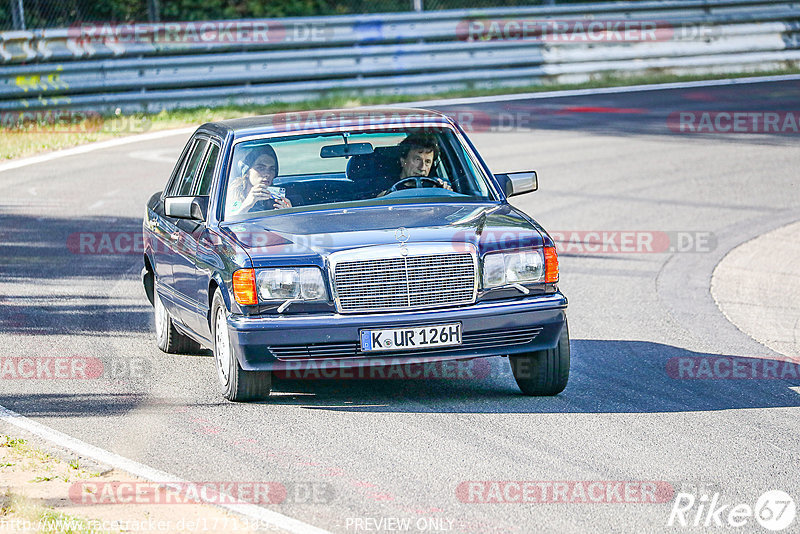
(377, 134, 452, 196)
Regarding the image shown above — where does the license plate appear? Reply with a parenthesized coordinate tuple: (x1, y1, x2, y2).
(360, 323, 462, 352)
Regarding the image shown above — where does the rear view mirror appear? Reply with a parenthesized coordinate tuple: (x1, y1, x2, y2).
(495, 171, 538, 197)
(320, 142, 374, 158)
(165, 196, 208, 221)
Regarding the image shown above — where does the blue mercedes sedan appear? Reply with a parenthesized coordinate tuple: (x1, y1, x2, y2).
(142, 108, 569, 401)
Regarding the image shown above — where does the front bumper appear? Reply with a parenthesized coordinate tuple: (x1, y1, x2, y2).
(228, 293, 567, 371)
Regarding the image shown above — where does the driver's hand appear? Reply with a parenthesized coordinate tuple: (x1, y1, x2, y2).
(435, 178, 453, 191)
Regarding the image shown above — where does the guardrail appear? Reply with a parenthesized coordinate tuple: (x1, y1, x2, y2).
(0, 0, 798, 113)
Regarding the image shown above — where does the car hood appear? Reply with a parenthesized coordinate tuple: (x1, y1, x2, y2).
(220, 203, 544, 265)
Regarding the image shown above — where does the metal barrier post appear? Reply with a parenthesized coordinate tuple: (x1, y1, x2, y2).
(10, 0, 26, 30)
(148, 0, 161, 22)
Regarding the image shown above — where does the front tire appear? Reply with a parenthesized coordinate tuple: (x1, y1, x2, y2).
(211, 289, 271, 402)
(509, 320, 570, 396)
(154, 289, 201, 354)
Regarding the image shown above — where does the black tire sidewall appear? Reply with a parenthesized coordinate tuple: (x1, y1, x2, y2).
(510, 320, 570, 396)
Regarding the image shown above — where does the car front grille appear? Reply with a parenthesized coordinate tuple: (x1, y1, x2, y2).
(333, 249, 477, 313)
(269, 326, 542, 361)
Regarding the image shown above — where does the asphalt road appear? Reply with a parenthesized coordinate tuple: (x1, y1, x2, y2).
(1, 78, 799, 533)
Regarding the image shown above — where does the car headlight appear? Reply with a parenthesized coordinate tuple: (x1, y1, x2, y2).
(256, 267, 328, 301)
(482, 249, 545, 289)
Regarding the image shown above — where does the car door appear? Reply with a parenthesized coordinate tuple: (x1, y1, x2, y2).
(149, 137, 193, 312)
(172, 138, 222, 336)
(157, 136, 209, 323)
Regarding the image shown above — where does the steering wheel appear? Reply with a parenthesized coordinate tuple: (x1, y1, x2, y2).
(387, 176, 446, 193)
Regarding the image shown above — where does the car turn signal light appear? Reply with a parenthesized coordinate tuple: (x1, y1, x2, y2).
(232, 269, 258, 305)
(544, 246, 559, 283)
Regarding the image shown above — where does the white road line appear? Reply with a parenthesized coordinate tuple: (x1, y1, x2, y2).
(128, 148, 183, 163)
(0, 128, 196, 175)
(392, 74, 800, 108)
(0, 404, 332, 534)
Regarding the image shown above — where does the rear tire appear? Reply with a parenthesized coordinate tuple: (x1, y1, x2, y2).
(154, 289, 201, 354)
(509, 320, 570, 396)
(211, 289, 272, 402)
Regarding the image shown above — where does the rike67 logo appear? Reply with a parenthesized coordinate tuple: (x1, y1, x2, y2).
(668, 490, 796, 531)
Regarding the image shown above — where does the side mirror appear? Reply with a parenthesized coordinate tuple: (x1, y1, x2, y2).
(495, 171, 538, 197)
(165, 196, 209, 221)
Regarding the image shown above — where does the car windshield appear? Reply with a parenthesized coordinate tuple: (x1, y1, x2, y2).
(222, 127, 496, 220)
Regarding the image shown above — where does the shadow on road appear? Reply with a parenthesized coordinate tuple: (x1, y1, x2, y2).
(434, 79, 800, 146)
(2, 341, 797, 417)
(266, 339, 800, 414)
(0, 393, 149, 417)
(0, 213, 151, 335)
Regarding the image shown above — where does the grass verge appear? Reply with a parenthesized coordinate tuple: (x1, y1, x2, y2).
(1, 436, 112, 533)
(1, 67, 799, 161)
(1, 490, 115, 533)
(0, 434, 260, 533)
(0, 435, 99, 482)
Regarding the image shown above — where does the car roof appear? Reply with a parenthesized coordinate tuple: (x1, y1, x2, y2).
(197, 107, 454, 139)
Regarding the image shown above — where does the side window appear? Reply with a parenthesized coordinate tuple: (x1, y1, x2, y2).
(163, 138, 193, 195)
(171, 138, 208, 196)
(196, 143, 220, 196)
